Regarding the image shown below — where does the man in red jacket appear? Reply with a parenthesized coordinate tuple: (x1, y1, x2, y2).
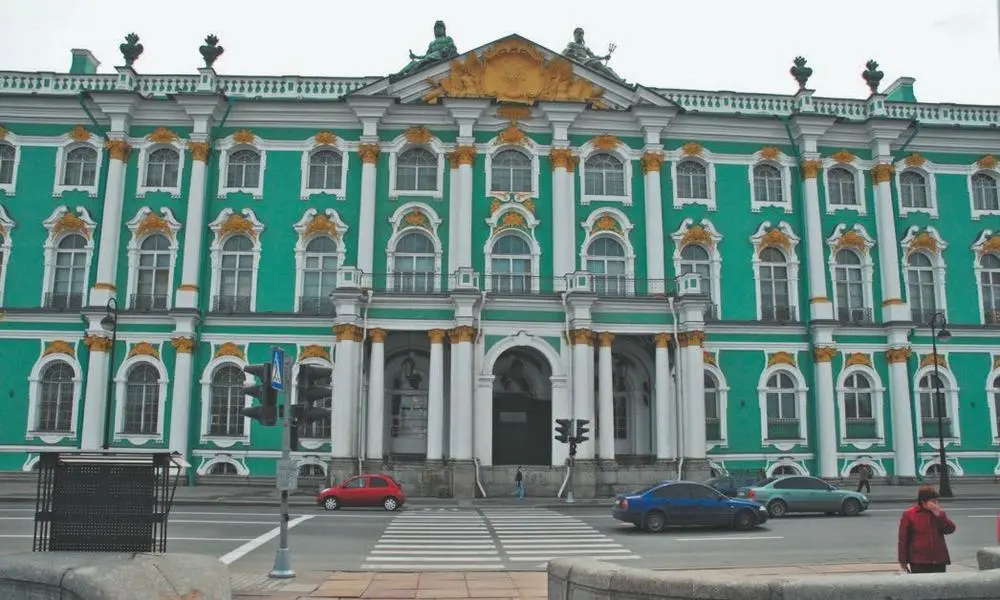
(898, 484, 957, 573)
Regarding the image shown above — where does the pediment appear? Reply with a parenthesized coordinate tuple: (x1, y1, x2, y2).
(349, 35, 673, 111)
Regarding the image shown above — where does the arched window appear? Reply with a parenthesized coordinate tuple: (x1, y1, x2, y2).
(123, 363, 159, 435)
(50, 234, 88, 309)
(843, 372, 875, 439)
(676, 160, 708, 199)
(145, 148, 180, 188)
(765, 371, 798, 440)
(907, 252, 937, 324)
(759, 247, 791, 321)
(489, 234, 532, 294)
(584, 154, 625, 196)
(973, 173, 1000, 211)
(679, 245, 712, 300)
(218, 236, 254, 312)
(63, 147, 97, 186)
(900, 171, 929, 209)
(611, 358, 631, 441)
(396, 148, 437, 192)
(833, 249, 866, 321)
(209, 365, 245, 437)
(753, 164, 783, 203)
(917, 373, 954, 438)
(226, 149, 261, 189)
(36, 361, 74, 432)
(388, 355, 429, 456)
(301, 236, 338, 314)
(980, 254, 1000, 324)
(392, 232, 435, 293)
(827, 167, 857, 206)
(135, 235, 170, 310)
(308, 150, 343, 190)
(209, 462, 238, 475)
(491, 150, 531, 193)
(585, 236, 627, 296)
(705, 372, 721, 442)
(0, 143, 14, 185)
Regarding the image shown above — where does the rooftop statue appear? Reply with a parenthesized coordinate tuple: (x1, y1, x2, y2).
(395, 20, 458, 78)
(562, 27, 622, 82)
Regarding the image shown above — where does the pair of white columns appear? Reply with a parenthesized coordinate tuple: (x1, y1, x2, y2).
(550, 149, 578, 281)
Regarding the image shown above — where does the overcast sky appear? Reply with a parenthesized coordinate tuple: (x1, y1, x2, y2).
(2, 1, 998, 105)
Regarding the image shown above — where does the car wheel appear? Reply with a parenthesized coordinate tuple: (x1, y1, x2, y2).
(323, 496, 339, 511)
(732, 509, 755, 531)
(643, 511, 667, 533)
(767, 499, 788, 518)
(841, 498, 861, 517)
(383, 496, 400, 512)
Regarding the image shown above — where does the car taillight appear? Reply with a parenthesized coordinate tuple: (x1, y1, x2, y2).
(747, 489, 756, 499)
(621, 499, 628, 510)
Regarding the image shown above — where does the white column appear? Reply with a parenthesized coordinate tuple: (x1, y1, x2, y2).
(79, 336, 111, 450)
(365, 329, 386, 460)
(570, 329, 595, 460)
(872, 163, 906, 318)
(176, 142, 210, 309)
(813, 346, 839, 478)
(446, 157, 459, 277)
(167, 338, 195, 457)
(653, 333, 674, 460)
(426, 329, 447, 460)
(456, 147, 476, 269)
(642, 153, 666, 292)
(356, 144, 380, 274)
(550, 149, 572, 279)
(888, 346, 917, 478)
(89, 140, 130, 306)
(331, 324, 359, 459)
(474, 374, 494, 466)
(680, 331, 706, 459)
(448, 326, 475, 460)
(800, 160, 833, 320)
(596, 332, 615, 461)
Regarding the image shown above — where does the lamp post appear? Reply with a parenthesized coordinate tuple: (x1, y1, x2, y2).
(929, 311, 953, 498)
(100, 298, 119, 451)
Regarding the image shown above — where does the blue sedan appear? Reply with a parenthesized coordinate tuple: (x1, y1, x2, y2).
(612, 480, 769, 533)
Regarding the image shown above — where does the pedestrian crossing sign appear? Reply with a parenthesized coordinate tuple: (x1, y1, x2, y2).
(271, 347, 284, 390)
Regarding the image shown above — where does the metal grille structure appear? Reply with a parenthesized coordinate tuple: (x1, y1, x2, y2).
(33, 452, 178, 553)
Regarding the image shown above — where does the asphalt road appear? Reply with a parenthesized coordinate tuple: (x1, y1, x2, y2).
(1, 501, 996, 573)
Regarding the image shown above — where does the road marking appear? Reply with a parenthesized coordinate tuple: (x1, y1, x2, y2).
(508, 555, 641, 562)
(364, 556, 501, 562)
(966, 515, 998, 518)
(0, 534, 253, 542)
(375, 544, 496, 550)
(504, 543, 624, 549)
(218, 514, 314, 565)
(676, 535, 784, 542)
(506, 548, 632, 555)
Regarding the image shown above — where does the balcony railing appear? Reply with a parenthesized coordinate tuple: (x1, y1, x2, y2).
(212, 295, 252, 314)
(298, 296, 335, 316)
(705, 418, 722, 442)
(921, 417, 953, 438)
(704, 303, 719, 322)
(130, 293, 168, 312)
(766, 418, 800, 440)
(911, 308, 939, 325)
(44, 292, 84, 311)
(845, 417, 878, 439)
(837, 306, 873, 325)
(986, 309, 1000, 325)
(760, 305, 797, 323)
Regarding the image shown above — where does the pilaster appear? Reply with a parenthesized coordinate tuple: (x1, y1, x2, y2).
(653, 333, 675, 460)
(886, 327, 917, 478)
(596, 332, 615, 461)
(331, 323, 363, 459)
(677, 329, 706, 459)
(426, 329, 447, 461)
(811, 324, 839, 478)
(346, 97, 394, 274)
(541, 102, 585, 285)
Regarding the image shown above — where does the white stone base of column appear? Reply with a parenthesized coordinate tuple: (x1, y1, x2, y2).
(175, 288, 199, 310)
(810, 299, 834, 321)
(88, 287, 115, 308)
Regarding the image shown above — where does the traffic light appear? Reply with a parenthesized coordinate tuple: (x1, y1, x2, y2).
(569, 440, 578, 457)
(554, 418, 572, 444)
(291, 365, 333, 450)
(241, 363, 278, 426)
(574, 419, 590, 444)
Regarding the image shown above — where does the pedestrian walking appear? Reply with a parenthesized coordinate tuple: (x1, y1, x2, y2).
(856, 464, 871, 493)
(898, 484, 956, 574)
(515, 466, 524, 500)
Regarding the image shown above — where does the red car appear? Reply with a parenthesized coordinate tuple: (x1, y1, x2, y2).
(316, 473, 406, 511)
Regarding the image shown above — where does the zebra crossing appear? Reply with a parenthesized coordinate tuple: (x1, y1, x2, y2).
(361, 510, 504, 570)
(484, 508, 641, 564)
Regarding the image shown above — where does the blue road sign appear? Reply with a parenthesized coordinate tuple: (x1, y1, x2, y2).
(271, 348, 284, 390)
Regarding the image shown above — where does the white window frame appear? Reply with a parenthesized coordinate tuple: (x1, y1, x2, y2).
(40, 206, 97, 307)
(0, 204, 15, 307)
(986, 368, 1000, 445)
(0, 132, 23, 194)
(124, 207, 181, 311)
(913, 364, 961, 446)
(196, 455, 250, 477)
(968, 165, 1000, 220)
(757, 364, 809, 446)
(970, 229, 1000, 325)
(900, 225, 948, 321)
(704, 364, 730, 449)
(217, 134, 266, 199)
(53, 131, 104, 198)
(26, 343, 83, 444)
(671, 217, 723, 315)
(836, 364, 885, 444)
(483, 203, 541, 293)
(113, 353, 169, 445)
(300, 137, 349, 200)
(579, 207, 636, 294)
(484, 144, 539, 198)
(578, 141, 633, 206)
(386, 202, 444, 291)
(821, 158, 867, 216)
(893, 158, 937, 218)
(748, 152, 793, 212)
(825, 223, 876, 321)
(293, 208, 349, 311)
(749, 220, 801, 322)
(290, 355, 335, 451)
(135, 138, 186, 198)
(208, 208, 265, 312)
(670, 150, 716, 210)
(387, 133, 446, 200)
(199, 352, 252, 447)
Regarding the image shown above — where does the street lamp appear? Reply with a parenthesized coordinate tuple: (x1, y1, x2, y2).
(929, 311, 953, 498)
(100, 298, 119, 451)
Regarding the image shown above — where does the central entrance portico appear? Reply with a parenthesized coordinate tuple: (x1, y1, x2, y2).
(491, 346, 552, 466)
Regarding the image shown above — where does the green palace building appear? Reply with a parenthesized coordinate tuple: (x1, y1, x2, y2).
(1, 24, 999, 497)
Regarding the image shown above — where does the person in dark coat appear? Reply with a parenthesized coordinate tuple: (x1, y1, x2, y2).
(898, 485, 956, 573)
(856, 464, 871, 493)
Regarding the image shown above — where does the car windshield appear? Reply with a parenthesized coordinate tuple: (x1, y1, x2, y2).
(631, 483, 661, 496)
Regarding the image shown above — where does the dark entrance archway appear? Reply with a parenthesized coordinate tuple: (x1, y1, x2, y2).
(492, 347, 551, 466)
